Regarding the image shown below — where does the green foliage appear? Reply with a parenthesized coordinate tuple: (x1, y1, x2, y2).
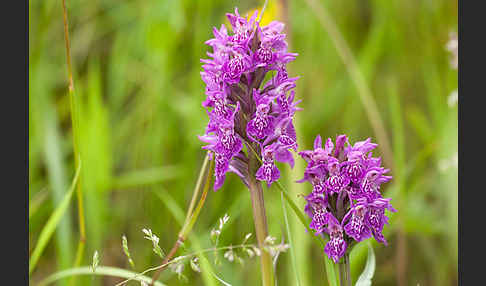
(29, 162, 81, 276)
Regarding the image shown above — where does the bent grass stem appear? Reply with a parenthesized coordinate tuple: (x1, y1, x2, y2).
(116, 244, 257, 286)
(150, 152, 213, 285)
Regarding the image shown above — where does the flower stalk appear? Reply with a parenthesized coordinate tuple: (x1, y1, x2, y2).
(338, 253, 351, 286)
(248, 148, 274, 286)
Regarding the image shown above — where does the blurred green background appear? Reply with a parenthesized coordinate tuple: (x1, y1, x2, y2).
(29, 0, 457, 285)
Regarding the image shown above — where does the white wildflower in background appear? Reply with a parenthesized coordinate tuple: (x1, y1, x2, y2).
(242, 233, 252, 244)
(244, 247, 255, 258)
(142, 228, 165, 259)
(211, 214, 230, 265)
(211, 214, 230, 244)
(190, 257, 201, 273)
(122, 235, 135, 268)
(223, 247, 243, 264)
(438, 152, 458, 172)
(448, 90, 458, 107)
(241, 233, 255, 258)
(263, 236, 276, 246)
(274, 241, 290, 253)
(253, 246, 262, 257)
(224, 249, 235, 262)
(210, 229, 221, 244)
(92, 250, 99, 273)
(446, 31, 458, 108)
(446, 31, 458, 70)
(169, 258, 187, 281)
(211, 214, 230, 246)
(219, 214, 230, 230)
(263, 235, 290, 259)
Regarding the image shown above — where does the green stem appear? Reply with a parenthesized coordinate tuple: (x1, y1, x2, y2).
(62, 0, 86, 283)
(249, 177, 274, 286)
(338, 253, 351, 286)
(150, 152, 214, 285)
(248, 148, 275, 286)
(184, 154, 210, 222)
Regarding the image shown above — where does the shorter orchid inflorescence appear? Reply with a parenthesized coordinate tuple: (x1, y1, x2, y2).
(198, 8, 301, 191)
(298, 135, 396, 263)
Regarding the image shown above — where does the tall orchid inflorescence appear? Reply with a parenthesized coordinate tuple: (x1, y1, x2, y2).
(298, 135, 396, 263)
(199, 8, 300, 191)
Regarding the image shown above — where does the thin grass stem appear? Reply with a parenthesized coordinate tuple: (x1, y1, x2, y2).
(62, 0, 86, 283)
(150, 152, 214, 285)
(184, 154, 210, 222)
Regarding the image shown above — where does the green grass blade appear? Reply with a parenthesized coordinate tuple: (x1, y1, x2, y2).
(29, 162, 82, 276)
(323, 255, 339, 286)
(181, 157, 214, 237)
(303, 0, 394, 170)
(153, 189, 186, 226)
(36, 266, 165, 286)
(355, 243, 376, 286)
(388, 81, 405, 183)
(405, 107, 434, 144)
(276, 182, 326, 249)
(286, 143, 311, 286)
(29, 189, 49, 219)
(112, 166, 182, 190)
(280, 191, 301, 286)
(43, 108, 74, 283)
(275, 182, 338, 285)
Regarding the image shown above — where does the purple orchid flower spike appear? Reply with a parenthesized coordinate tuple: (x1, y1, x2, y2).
(367, 197, 396, 245)
(274, 145, 295, 169)
(199, 8, 300, 191)
(334, 134, 348, 160)
(297, 135, 395, 263)
(198, 8, 301, 286)
(255, 144, 281, 188)
(345, 138, 378, 161)
(324, 214, 347, 263)
(226, 8, 258, 45)
(212, 152, 232, 190)
(247, 102, 275, 141)
(342, 197, 373, 242)
(275, 90, 303, 118)
(324, 159, 350, 195)
(361, 167, 392, 199)
(309, 206, 330, 236)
